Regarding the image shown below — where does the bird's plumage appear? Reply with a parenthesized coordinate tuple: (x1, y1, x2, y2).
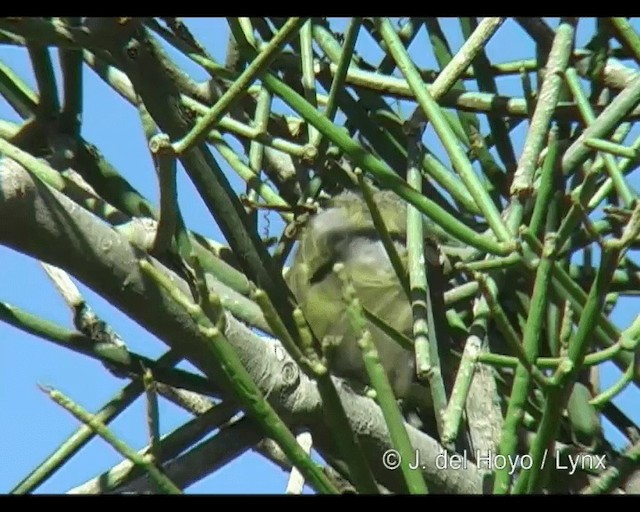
(285, 190, 416, 399)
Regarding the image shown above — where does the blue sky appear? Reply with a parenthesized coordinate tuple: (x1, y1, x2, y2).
(1, 18, 639, 494)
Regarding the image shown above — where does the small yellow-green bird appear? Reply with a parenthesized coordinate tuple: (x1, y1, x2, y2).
(285, 189, 453, 402)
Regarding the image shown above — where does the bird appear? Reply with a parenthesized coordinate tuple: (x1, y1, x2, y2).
(284, 188, 451, 404)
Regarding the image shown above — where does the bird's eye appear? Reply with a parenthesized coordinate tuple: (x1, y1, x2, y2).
(308, 258, 337, 285)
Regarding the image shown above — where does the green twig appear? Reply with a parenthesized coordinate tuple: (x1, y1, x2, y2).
(0, 58, 38, 117)
(463, 17, 518, 173)
(40, 385, 182, 494)
(441, 334, 480, 445)
(211, 131, 293, 223)
(246, 85, 272, 225)
(404, 125, 449, 441)
(609, 17, 640, 65)
(70, 400, 240, 494)
(588, 132, 640, 209)
(493, 232, 556, 494)
(357, 172, 410, 297)
(510, 19, 574, 197)
(143, 367, 161, 464)
(0, 301, 217, 396)
(251, 289, 317, 373)
(11, 350, 182, 494)
(150, 134, 180, 257)
(174, 18, 305, 154)
(590, 359, 634, 408)
(470, 270, 549, 388)
(27, 43, 60, 115)
(519, 240, 622, 494)
(564, 67, 637, 206)
(477, 339, 623, 370)
(58, 17, 83, 137)
(583, 137, 639, 159)
(377, 17, 510, 243)
(335, 263, 429, 494)
(430, 17, 505, 100)
(362, 306, 414, 351)
(311, 18, 361, 148)
(232, 49, 511, 255)
(529, 126, 560, 237)
(312, 23, 483, 216)
(299, 20, 318, 144)
(562, 72, 640, 175)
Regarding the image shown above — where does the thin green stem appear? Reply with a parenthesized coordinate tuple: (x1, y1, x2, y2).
(584, 137, 639, 159)
(0, 301, 216, 396)
(564, 67, 636, 206)
(143, 368, 161, 463)
(377, 17, 510, 243)
(211, 132, 292, 222)
(477, 341, 623, 370)
(150, 134, 180, 257)
(510, 19, 574, 198)
(471, 270, 549, 388)
(246, 86, 272, 225)
(357, 172, 410, 297)
(493, 232, 556, 494)
(336, 264, 429, 494)
(441, 334, 479, 445)
(313, 18, 361, 148)
(529, 127, 560, 237)
(521, 245, 621, 494)
(405, 127, 449, 441)
(609, 18, 640, 65)
(300, 20, 318, 144)
(588, 133, 640, 209)
(27, 43, 60, 115)
(562, 73, 640, 175)
(583, 438, 640, 494)
(41, 385, 182, 494)
(73, 400, 241, 494)
(174, 18, 305, 154)
(589, 359, 634, 408)
(0, 58, 38, 117)
(58, 18, 83, 137)
(430, 18, 505, 100)
(255, 293, 381, 493)
(11, 349, 183, 494)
